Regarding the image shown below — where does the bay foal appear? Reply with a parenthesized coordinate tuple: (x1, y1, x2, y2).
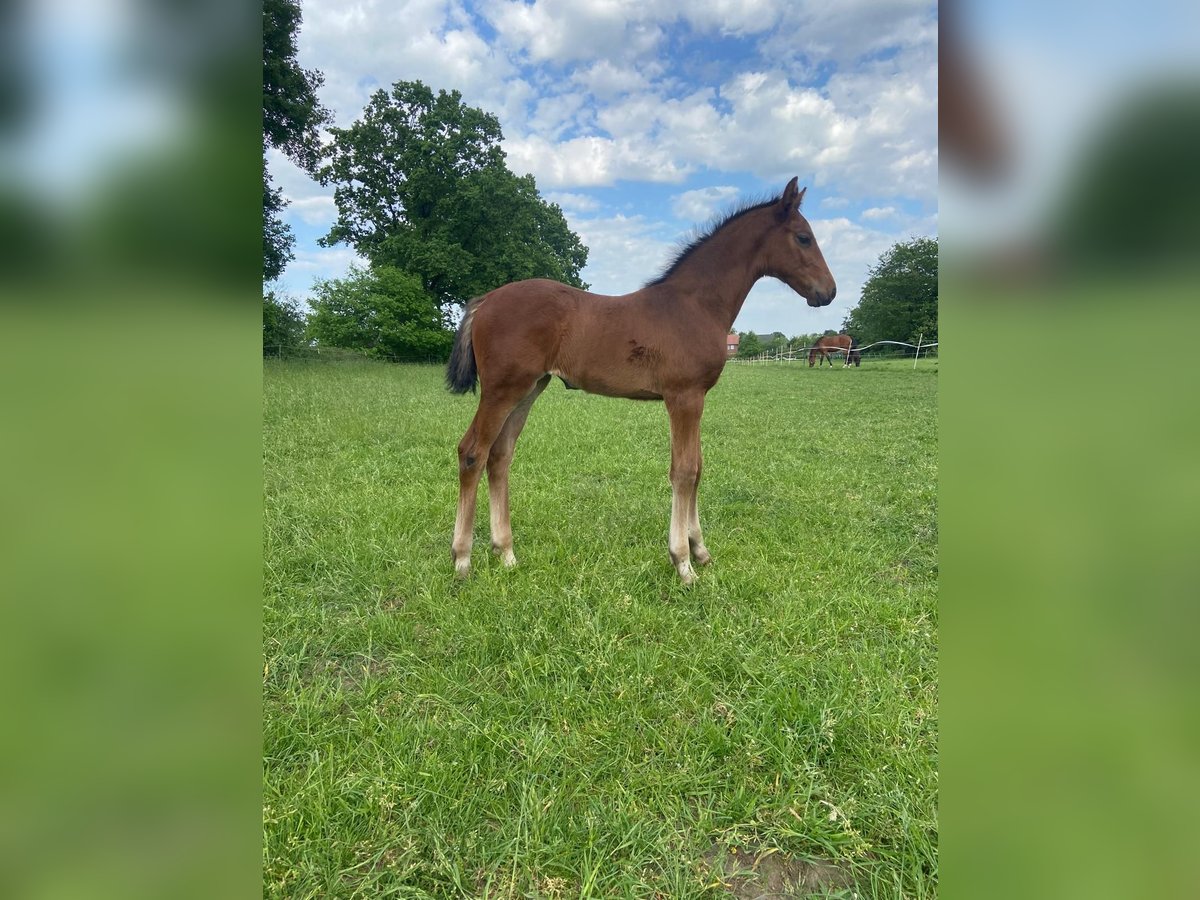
(447, 177, 836, 584)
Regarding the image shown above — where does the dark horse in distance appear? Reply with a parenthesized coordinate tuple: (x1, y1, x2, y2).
(809, 334, 860, 368)
(446, 178, 836, 584)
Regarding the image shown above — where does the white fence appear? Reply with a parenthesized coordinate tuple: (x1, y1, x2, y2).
(729, 336, 938, 368)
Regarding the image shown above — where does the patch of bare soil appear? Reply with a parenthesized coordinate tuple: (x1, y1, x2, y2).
(702, 844, 854, 899)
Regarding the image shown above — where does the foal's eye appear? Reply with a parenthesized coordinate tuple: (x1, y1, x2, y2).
(795, 233, 812, 247)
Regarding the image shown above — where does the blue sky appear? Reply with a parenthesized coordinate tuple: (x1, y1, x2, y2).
(268, 0, 938, 336)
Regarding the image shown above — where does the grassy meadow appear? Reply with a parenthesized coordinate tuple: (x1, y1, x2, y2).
(263, 357, 938, 898)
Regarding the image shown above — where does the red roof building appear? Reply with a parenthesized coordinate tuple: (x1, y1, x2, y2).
(726, 333, 739, 356)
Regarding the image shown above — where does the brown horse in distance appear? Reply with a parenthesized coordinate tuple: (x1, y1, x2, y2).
(809, 334, 860, 367)
(446, 178, 836, 584)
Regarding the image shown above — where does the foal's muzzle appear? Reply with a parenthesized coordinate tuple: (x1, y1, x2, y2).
(806, 285, 836, 307)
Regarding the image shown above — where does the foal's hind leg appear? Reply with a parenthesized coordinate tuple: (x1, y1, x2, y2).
(487, 375, 550, 567)
(452, 383, 535, 577)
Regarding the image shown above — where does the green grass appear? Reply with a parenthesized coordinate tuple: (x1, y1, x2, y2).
(263, 357, 937, 898)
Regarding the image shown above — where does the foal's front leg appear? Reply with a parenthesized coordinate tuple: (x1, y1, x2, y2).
(665, 392, 706, 585)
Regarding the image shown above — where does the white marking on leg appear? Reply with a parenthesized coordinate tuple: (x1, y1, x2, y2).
(488, 479, 515, 567)
(670, 483, 696, 584)
(452, 490, 474, 577)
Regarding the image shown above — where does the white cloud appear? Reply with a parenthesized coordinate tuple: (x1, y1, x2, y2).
(572, 59, 652, 101)
(289, 245, 364, 277)
(544, 191, 601, 213)
(287, 195, 338, 226)
(861, 205, 898, 221)
(274, 246, 369, 309)
(480, 0, 933, 69)
(293, 0, 936, 202)
(504, 133, 692, 186)
(681, 0, 786, 36)
(299, 0, 523, 128)
(267, 148, 335, 225)
(526, 91, 592, 142)
(484, 0, 665, 65)
(506, 60, 936, 203)
(572, 213, 676, 295)
(671, 186, 742, 222)
(758, 0, 934, 67)
(593, 87, 720, 140)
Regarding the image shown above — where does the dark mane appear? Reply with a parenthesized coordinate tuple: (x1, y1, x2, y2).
(644, 192, 781, 287)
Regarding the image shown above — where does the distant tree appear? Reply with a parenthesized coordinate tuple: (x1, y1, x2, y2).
(758, 332, 787, 354)
(737, 331, 763, 358)
(319, 81, 588, 307)
(841, 237, 937, 345)
(306, 265, 455, 360)
(263, 0, 332, 282)
(263, 291, 308, 355)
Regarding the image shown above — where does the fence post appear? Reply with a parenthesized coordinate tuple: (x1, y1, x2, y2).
(913, 333, 923, 369)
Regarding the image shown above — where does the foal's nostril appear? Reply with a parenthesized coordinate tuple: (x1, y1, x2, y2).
(828, 285, 837, 301)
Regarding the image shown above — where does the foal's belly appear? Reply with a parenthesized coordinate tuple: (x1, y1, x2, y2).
(605, 386, 663, 401)
(550, 367, 663, 401)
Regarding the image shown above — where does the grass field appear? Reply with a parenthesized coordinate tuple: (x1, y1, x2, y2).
(263, 357, 938, 898)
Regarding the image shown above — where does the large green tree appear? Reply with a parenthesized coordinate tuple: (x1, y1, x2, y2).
(263, 291, 308, 356)
(263, 0, 331, 282)
(842, 237, 938, 345)
(306, 266, 455, 360)
(319, 81, 589, 307)
(736, 332, 763, 358)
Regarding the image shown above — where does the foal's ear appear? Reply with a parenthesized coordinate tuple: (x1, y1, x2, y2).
(777, 177, 805, 220)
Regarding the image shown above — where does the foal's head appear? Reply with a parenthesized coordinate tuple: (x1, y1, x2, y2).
(760, 177, 837, 307)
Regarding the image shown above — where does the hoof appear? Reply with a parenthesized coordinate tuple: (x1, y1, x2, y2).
(454, 556, 471, 579)
(676, 561, 697, 586)
(692, 546, 712, 567)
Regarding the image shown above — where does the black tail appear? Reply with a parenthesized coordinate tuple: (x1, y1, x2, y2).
(446, 302, 478, 393)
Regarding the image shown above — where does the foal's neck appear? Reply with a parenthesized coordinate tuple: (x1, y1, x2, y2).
(662, 212, 769, 331)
